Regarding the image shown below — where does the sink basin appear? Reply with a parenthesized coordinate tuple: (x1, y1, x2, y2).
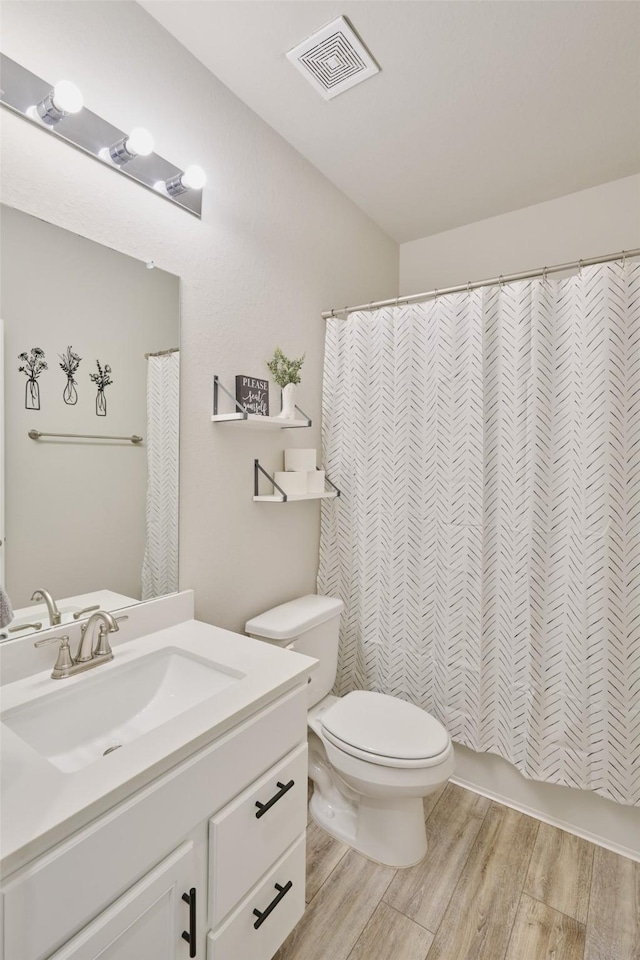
(1, 648, 243, 773)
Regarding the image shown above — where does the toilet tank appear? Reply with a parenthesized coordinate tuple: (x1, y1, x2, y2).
(245, 595, 343, 707)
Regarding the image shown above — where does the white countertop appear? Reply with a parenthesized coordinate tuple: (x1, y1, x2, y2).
(0, 618, 315, 876)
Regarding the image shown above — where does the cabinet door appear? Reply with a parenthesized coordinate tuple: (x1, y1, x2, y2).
(49, 842, 198, 960)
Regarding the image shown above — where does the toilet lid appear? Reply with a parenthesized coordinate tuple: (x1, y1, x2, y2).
(320, 691, 450, 761)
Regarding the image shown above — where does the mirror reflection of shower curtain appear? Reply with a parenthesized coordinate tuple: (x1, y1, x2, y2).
(141, 351, 179, 600)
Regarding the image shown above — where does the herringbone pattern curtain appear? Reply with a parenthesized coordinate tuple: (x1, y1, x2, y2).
(318, 261, 640, 805)
(141, 351, 179, 600)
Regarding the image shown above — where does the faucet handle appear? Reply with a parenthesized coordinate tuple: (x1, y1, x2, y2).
(94, 616, 128, 657)
(34, 634, 68, 648)
(34, 635, 74, 679)
(72, 604, 101, 620)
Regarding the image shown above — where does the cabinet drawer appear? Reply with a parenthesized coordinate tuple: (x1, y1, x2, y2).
(207, 834, 305, 960)
(209, 743, 308, 926)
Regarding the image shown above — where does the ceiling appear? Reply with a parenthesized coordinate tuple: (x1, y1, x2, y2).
(142, 1, 640, 243)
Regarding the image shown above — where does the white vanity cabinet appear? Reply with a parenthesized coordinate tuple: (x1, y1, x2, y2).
(1, 683, 309, 960)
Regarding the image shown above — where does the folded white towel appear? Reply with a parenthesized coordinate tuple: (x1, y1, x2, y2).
(0, 585, 14, 629)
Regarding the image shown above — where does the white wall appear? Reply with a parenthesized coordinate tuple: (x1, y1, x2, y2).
(0, 1, 398, 632)
(1, 205, 178, 608)
(400, 174, 640, 292)
(402, 175, 640, 860)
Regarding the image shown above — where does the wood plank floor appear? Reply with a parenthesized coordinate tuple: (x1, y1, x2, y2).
(274, 782, 640, 960)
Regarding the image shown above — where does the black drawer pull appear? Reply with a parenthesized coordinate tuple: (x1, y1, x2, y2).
(181, 887, 197, 957)
(253, 881, 293, 929)
(255, 779, 295, 819)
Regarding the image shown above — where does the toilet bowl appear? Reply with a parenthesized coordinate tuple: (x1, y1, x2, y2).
(245, 595, 455, 868)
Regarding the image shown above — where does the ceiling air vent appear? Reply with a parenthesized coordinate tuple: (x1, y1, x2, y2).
(287, 16, 380, 101)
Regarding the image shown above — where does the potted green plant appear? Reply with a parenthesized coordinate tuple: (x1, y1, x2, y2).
(267, 347, 305, 420)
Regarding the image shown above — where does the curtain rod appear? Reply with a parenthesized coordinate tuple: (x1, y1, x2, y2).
(144, 347, 179, 358)
(322, 247, 640, 320)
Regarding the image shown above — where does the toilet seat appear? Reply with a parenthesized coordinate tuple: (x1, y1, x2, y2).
(320, 690, 450, 768)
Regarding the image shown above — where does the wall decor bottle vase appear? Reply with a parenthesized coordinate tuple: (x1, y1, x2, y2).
(25, 378, 40, 410)
(89, 360, 113, 417)
(63, 377, 78, 405)
(60, 346, 82, 405)
(19, 347, 48, 411)
(96, 387, 107, 417)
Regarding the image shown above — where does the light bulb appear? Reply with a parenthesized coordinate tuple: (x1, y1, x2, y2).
(182, 165, 206, 190)
(163, 164, 207, 197)
(106, 127, 155, 165)
(127, 127, 154, 157)
(36, 80, 83, 125)
(52, 80, 83, 115)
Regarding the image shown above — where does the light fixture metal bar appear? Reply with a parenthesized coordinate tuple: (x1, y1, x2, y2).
(0, 54, 202, 218)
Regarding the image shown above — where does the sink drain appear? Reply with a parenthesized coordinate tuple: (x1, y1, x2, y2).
(103, 743, 122, 756)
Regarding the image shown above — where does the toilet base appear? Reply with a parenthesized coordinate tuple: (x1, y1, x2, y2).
(308, 781, 428, 869)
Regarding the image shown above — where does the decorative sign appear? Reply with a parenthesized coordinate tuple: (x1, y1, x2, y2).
(236, 375, 269, 417)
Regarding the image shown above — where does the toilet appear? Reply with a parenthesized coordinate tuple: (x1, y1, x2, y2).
(245, 594, 455, 868)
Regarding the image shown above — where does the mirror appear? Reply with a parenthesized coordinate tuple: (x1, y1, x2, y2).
(0, 205, 180, 641)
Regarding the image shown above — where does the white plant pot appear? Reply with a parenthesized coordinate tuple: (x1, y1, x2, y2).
(277, 382, 297, 420)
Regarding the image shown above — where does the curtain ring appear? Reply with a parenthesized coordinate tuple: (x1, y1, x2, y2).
(467, 280, 472, 294)
(542, 266, 548, 283)
(330, 308, 335, 317)
(578, 259, 584, 277)
(499, 275, 504, 289)
(434, 288, 439, 300)
(622, 250, 627, 268)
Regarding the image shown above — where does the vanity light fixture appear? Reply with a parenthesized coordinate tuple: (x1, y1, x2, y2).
(160, 164, 207, 197)
(33, 80, 83, 125)
(105, 127, 155, 165)
(1, 54, 204, 217)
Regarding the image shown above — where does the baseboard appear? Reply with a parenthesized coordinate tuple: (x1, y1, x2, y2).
(450, 744, 640, 863)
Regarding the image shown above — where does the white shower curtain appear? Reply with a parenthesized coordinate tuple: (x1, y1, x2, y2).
(141, 351, 179, 601)
(318, 260, 640, 806)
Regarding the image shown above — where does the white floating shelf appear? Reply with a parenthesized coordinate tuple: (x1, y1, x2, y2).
(253, 491, 339, 503)
(253, 458, 341, 502)
(212, 376, 312, 429)
(211, 413, 311, 429)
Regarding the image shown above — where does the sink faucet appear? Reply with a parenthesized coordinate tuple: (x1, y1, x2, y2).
(31, 588, 62, 627)
(35, 611, 128, 679)
(77, 611, 120, 662)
